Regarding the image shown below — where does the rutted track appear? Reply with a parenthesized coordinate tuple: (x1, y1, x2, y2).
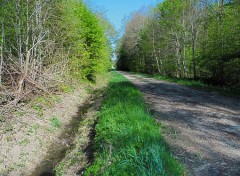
(120, 71, 240, 176)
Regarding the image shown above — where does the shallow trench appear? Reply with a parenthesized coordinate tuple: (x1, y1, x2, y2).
(29, 93, 101, 176)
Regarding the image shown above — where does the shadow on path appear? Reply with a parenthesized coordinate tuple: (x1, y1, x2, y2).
(120, 71, 240, 176)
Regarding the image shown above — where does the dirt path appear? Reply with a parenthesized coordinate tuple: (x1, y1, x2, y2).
(120, 72, 240, 176)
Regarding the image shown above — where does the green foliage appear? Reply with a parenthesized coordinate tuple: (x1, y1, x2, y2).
(117, 0, 240, 88)
(4, 124, 13, 132)
(85, 72, 183, 176)
(32, 105, 43, 117)
(56, 0, 112, 82)
(31, 94, 62, 116)
(20, 138, 30, 146)
(14, 111, 26, 117)
(0, 0, 114, 94)
(50, 116, 61, 129)
(55, 162, 65, 176)
(60, 84, 74, 93)
(0, 116, 5, 122)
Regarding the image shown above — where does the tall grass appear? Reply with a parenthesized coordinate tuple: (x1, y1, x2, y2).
(84, 72, 183, 176)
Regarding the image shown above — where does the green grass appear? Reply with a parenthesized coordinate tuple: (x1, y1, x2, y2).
(84, 72, 183, 176)
(135, 73, 240, 97)
(50, 116, 61, 129)
(59, 84, 74, 93)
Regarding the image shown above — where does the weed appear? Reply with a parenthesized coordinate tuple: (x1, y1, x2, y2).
(32, 124, 40, 131)
(35, 97, 48, 105)
(49, 95, 62, 103)
(36, 137, 43, 146)
(4, 124, 13, 132)
(50, 116, 61, 129)
(26, 128, 34, 135)
(20, 152, 28, 159)
(86, 87, 94, 94)
(32, 105, 43, 117)
(84, 72, 183, 176)
(26, 124, 39, 135)
(60, 84, 74, 93)
(31, 95, 61, 114)
(0, 116, 5, 122)
(15, 162, 25, 168)
(14, 111, 26, 117)
(20, 138, 30, 146)
(55, 162, 65, 176)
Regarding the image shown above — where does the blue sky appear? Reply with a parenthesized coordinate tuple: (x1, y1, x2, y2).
(86, 0, 160, 31)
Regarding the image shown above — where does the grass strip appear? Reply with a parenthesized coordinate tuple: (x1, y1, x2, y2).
(84, 71, 183, 176)
(134, 72, 240, 97)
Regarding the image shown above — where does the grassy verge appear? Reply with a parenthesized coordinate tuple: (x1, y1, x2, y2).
(85, 72, 183, 176)
(134, 72, 240, 97)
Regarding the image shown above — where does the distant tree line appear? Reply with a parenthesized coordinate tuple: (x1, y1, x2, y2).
(0, 0, 115, 103)
(117, 0, 240, 88)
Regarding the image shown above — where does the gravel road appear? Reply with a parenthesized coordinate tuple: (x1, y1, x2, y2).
(120, 71, 240, 176)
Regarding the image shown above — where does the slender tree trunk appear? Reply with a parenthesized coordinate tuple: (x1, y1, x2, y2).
(174, 32, 181, 78)
(158, 49, 164, 74)
(0, 22, 4, 83)
(16, 0, 23, 66)
(191, 23, 197, 80)
(203, 0, 208, 53)
(182, 12, 187, 77)
(17, 51, 30, 98)
(152, 27, 161, 74)
(26, 0, 29, 55)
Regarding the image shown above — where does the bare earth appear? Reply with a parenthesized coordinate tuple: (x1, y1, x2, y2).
(120, 72, 240, 176)
(0, 86, 90, 176)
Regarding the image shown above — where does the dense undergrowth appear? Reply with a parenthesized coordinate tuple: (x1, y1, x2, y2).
(85, 72, 183, 176)
(0, 0, 115, 105)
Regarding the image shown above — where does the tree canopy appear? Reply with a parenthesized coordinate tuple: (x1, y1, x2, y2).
(117, 0, 240, 87)
(0, 0, 115, 100)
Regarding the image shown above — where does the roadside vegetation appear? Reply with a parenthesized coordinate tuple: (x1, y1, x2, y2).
(0, 0, 115, 107)
(133, 72, 240, 96)
(117, 0, 240, 89)
(85, 72, 183, 176)
(0, 0, 116, 175)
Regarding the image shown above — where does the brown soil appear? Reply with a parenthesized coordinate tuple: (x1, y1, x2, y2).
(51, 91, 103, 176)
(0, 74, 109, 176)
(120, 72, 240, 176)
(0, 86, 90, 176)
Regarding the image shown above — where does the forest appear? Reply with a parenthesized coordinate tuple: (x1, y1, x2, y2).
(1, 0, 240, 175)
(0, 0, 114, 105)
(117, 0, 240, 88)
(0, 0, 119, 175)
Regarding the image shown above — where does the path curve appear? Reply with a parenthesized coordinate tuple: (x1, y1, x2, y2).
(120, 71, 240, 176)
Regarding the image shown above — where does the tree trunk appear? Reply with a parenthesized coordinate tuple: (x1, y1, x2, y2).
(174, 32, 181, 78)
(182, 11, 187, 77)
(16, 0, 23, 66)
(0, 22, 4, 83)
(191, 23, 197, 80)
(17, 50, 30, 97)
(152, 27, 161, 74)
